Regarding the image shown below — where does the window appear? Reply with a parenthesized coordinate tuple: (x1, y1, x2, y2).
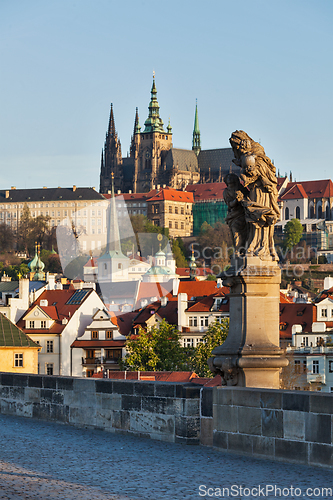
(118, 263, 122, 270)
(169, 221, 172, 228)
(189, 316, 197, 327)
(296, 206, 300, 219)
(175, 222, 178, 229)
(175, 207, 178, 214)
(302, 336, 309, 346)
(46, 340, 53, 353)
(46, 363, 53, 375)
(169, 206, 172, 214)
(29, 321, 35, 329)
(14, 353, 23, 367)
(106, 331, 113, 339)
(92, 331, 99, 339)
(41, 320, 46, 329)
(329, 360, 333, 373)
(285, 207, 289, 220)
(181, 207, 184, 215)
(321, 309, 327, 317)
(312, 360, 319, 374)
(181, 222, 184, 230)
(185, 338, 194, 347)
(294, 360, 301, 373)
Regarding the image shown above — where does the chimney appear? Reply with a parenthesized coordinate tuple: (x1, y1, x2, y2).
(43, 186, 47, 189)
(161, 296, 168, 307)
(5, 191, 9, 199)
(73, 185, 77, 192)
(157, 184, 160, 190)
(129, 190, 132, 194)
(177, 293, 188, 331)
(163, 184, 166, 188)
(11, 186, 16, 190)
(108, 190, 111, 194)
(117, 190, 121, 194)
(172, 278, 180, 296)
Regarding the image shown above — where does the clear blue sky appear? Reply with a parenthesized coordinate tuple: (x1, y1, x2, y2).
(0, 0, 332, 189)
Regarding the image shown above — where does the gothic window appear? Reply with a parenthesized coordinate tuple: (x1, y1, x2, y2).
(318, 204, 322, 219)
(175, 222, 178, 229)
(295, 206, 300, 219)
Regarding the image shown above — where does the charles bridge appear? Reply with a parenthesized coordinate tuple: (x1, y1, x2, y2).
(0, 373, 333, 498)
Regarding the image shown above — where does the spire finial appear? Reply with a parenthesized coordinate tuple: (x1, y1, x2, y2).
(153, 70, 155, 79)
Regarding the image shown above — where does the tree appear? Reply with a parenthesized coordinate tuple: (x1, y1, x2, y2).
(172, 239, 187, 267)
(283, 218, 303, 251)
(191, 319, 229, 377)
(121, 319, 187, 371)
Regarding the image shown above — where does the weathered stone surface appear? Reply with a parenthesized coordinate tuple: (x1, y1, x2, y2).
(260, 390, 282, 409)
(121, 395, 141, 411)
(133, 382, 155, 396)
(95, 408, 113, 429)
(213, 405, 238, 432)
(50, 404, 69, 423)
(112, 410, 130, 430)
(1, 399, 16, 414)
(275, 439, 308, 463)
(213, 430, 228, 449)
(113, 381, 134, 395)
(282, 392, 309, 412)
(56, 377, 73, 391)
(200, 417, 213, 446)
(309, 443, 333, 467)
(252, 436, 274, 457)
(201, 387, 213, 417)
(32, 402, 50, 420)
(130, 411, 174, 436)
(95, 380, 114, 394)
(213, 387, 233, 406)
(305, 413, 331, 444)
(261, 409, 283, 438)
(175, 384, 200, 399)
(310, 394, 333, 415)
(175, 416, 200, 440)
(12, 375, 28, 387)
(43, 377, 57, 389)
(155, 383, 176, 398)
(283, 410, 305, 441)
(184, 399, 200, 417)
(24, 387, 41, 403)
(228, 433, 253, 453)
(233, 388, 261, 408)
(69, 406, 96, 427)
(16, 401, 33, 418)
(238, 407, 261, 435)
(73, 378, 95, 393)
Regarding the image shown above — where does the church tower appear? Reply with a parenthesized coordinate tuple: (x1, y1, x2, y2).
(192, 100, 201, 156)
(99, 104, 123, 194)
(98, 174, 129, 284)
(134, 75, 173, 193)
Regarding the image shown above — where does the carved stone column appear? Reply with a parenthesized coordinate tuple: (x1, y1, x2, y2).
(209, 256, 288, 389)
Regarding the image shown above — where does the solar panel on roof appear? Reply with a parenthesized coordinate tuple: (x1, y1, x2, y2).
(66, 289, 90, 305)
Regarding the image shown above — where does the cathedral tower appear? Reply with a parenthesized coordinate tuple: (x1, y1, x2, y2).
(133, 75, 173, 192)
(99, 104, 123, 194)
(192, 100, 201, 156)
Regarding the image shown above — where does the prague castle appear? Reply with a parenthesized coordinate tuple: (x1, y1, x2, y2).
(99, 76, 238, 194)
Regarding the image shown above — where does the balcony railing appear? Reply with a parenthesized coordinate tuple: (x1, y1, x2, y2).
(82, 357, 120, 366)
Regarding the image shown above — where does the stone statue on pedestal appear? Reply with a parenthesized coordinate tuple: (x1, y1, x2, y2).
(209, 131, 288, 389)
(224, 131, 280, 260)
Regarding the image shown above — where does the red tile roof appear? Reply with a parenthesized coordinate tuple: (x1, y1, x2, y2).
(176, 267, 213, 277)
(185, 182, 226, 201)
(279, 183, 308, 200)
(147, 187, 194, 203)
(18, 289, 94, 335)
(279, 303, 316, 340)
(186, 289, 229, 312)
(106, 371, 199, 382)
(107, 189, 157, 201)
(71, 340, 125, 348)
(167, 279, 220, 300)
(280, 179, 333, 201)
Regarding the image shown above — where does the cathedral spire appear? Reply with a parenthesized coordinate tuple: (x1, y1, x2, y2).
(106, 172, 122, 255)
(143, 74, 165, 133)
(192, 99, 201, 156)
(108, 103, 116, 137)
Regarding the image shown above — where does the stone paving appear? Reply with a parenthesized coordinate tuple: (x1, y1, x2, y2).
(0, 414, 332, 500)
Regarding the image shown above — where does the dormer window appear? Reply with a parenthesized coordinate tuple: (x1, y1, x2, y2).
(92, 331, 98, 339)
(29, 321, 35, 329)
(106, 331, 113, 339)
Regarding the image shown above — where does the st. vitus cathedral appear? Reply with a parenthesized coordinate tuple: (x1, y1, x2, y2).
(99, 76, 236, 194)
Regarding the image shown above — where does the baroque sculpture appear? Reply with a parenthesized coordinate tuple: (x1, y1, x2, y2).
(209, 131, 288, 389)
(224, 131, 280, 260)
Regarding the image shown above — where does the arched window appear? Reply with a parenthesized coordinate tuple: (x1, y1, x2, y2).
(296, 206, 300, 219)
(285, 207, 289, 220)
(309, 204, 314, 218)
(318, 204, 322, 219)
(326, 204, 330, 220)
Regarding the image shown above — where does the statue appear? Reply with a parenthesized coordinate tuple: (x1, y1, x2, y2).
(225, 131, 280, 260)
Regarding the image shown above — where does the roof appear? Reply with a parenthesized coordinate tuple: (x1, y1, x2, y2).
(0, 187, 104, 203)
(197, 148, 237, 173)
(279, 183, 308, 200)
(185, 182, 226, 202)
(71, 339, 125, 348)
(147, 186, 194, 203)
(163, 149, 199, 173)
(136, 281, 172, 306)
(279, 303, 316, 340)
(112, 311, 138, 336)
(167, 279, 219, 300)
(106, 371, 199, 382)
(176, 267, 212, 277)
(186, 289, 229, 312)
(133, 299, 178, 327)
(17, 288, 94, 335)
(100, 281, 139, 300)
(279, 180, 333, 200)
(0, 313, 39, 347)
(113, 189, 157, 201)
(280, 292, 293, 303)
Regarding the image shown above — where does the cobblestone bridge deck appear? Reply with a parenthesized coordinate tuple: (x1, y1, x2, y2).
(0, 414, 332, 500)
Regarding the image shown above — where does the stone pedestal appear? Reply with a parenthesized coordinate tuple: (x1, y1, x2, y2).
(209, 256, 288, 389)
